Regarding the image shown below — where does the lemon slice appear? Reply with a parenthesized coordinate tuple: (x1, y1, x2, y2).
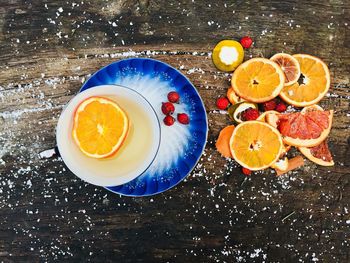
(212, 40, 244, 72)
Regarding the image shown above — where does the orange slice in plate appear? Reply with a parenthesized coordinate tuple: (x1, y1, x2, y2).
(229, 121, 283, 170)
(270, 53, 301, 86)
(72, 96, 129, 159)
(279, 54, 330, 107)
(231, 58, 285, 103)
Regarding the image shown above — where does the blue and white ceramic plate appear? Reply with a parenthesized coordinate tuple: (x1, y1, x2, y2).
(81, 58, 208, 196)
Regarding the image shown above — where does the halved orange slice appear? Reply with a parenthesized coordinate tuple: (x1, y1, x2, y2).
(229, 121, 283, 170)
(72, 96, 129, 159)
(279, 54, 330, 107)
(270, 53, 301, 86)
(216, 125, 235, 158)
(231, 58, 285, 103)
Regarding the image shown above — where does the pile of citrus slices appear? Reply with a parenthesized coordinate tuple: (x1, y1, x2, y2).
(214, 51, 334, 174)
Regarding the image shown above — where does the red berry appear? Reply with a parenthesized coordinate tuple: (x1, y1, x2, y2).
(242, 108, 259, 121)
(216, 97, 229, 110)
(240, 36, 253, 49)
(163, 115, 175, 126)
(262, 99, 277, 111)
(242, 167, 251, 175)
(161, 102, 175, 115)
(275, 102, 287, 112)
(177, 113, 189, 124)
(167, 91, 180, 103)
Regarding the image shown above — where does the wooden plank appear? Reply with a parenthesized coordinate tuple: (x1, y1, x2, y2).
(0, 0, 349, 262)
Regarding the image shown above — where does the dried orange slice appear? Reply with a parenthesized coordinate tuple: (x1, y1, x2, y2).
(72, 96, 129, 159)
(229, 121, 283, 170)
(270, 53, 301, 86)
(216, 125, 235, 158)
(279, 54, 330, 107)
(231, 58, 285, 103)
(298, 140, 334, 166)
(269, 109, 333, 147)
(226, 87, 244, 104)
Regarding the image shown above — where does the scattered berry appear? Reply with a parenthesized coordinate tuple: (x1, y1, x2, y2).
(240, 36, 253, 49)
(275, 102, 287, 112)
(167, 91, 180, 103)
(163, 115, 175, 126)
(242, 108, 259, 121)
(161, 102, 175, 115)
(177, 113, 189, 125)
(242, 167, 252, 175)
(216, 97, 229, 110)
(262, 99, 277, 111)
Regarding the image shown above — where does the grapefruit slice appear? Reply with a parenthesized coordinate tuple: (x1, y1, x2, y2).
(216, 125, 235, 158)
(273, 109, 333, 147)
(72, 96, 129, 159)
(229, 121, 283, 170)
(299, 140, 334, 166)
(270, 53, 301, 86)
(279, 54, 330, 107)
(231, 58, 285, 103)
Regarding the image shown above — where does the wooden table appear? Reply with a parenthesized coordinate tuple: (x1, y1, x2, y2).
(0, 1, 349, 262)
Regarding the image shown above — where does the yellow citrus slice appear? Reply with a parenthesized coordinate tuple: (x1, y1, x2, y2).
(279, 54, 330, 107)
(231, 58, 285, 103)
(229, 121, 283, 170)
(72, 96, 129, 159)
(270, 53, 301, 86)
(212, 40, 244, 72)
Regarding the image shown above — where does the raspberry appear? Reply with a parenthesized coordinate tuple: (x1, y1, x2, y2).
(216, 97, 229, 110)
(240, 36, 253, 49)
(177, 113, 189, 125)
(275, 102, 287, 112)
(242, 108, 259, 121)
(163, 115, 175, 126)
(161, 102, 175, 115)
(262, 99, 277, 111)
(242, 167, 251, 175)
(167, 91, 180, 103)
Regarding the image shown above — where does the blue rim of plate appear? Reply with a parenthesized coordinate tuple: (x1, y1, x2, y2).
(80, 58, 208, 196)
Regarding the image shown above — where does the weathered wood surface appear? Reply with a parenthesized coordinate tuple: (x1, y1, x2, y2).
(0, 0, 349, 262)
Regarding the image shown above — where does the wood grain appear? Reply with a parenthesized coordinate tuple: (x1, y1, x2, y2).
(0, 0, 349, 262)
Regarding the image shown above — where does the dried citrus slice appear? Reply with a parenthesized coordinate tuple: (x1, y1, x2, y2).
(298, 140, 334, 166)
(216, 125, 235, 158)
(271, 109, 333, 147)
(271, 157, 289, 171)
(279, 54, 330, 107)
(227, 87, 244, 104)
(229, 121, 283, 170)
(231, 58, 285, 103)
(212, 40, 244, 72)
(72, 96, 129, 159)
(270, 53, 301, 86)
